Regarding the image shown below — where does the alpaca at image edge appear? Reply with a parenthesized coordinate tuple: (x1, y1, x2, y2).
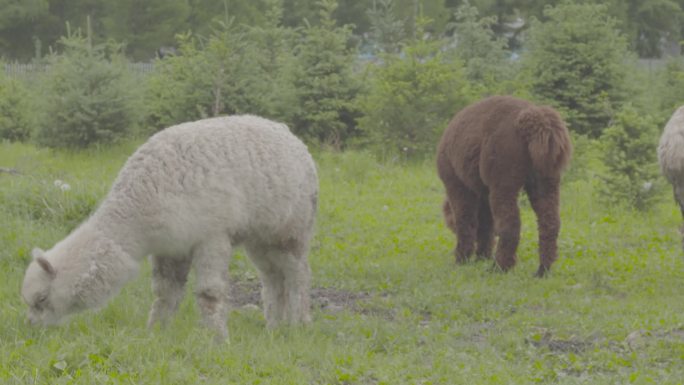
(657, 105, 684, 250)
(437, 96, 572, 277)
(21, 115, 318, 340)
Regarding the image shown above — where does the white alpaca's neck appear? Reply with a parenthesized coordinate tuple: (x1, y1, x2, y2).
(88, 202, 147, 260)
(54, 220, 140, 310)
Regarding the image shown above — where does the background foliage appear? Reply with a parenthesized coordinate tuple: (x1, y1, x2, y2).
(522, 2, 629, 138)
(35, 26, 138, 148)
(599, 104, 662, 210)
(289, 0, 362, 147)
(0, 69, 33, 141)
(357, 17, 471, 157)
(2, 0, 684, 209)
(1, 1, 684, 382)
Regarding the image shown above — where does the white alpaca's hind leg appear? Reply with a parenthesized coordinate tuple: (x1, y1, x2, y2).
(192, 237, 232, 341)
(247, 244, 285, 328)
(247, 242, 311, 327)
(147, 255, 192, 329)
(282, 252, 311, 324)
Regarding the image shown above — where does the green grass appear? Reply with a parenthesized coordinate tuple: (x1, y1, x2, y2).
(1, 141, 683, 384)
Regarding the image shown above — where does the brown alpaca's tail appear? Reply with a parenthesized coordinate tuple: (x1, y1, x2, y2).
(442, 199, 457, 233)
(515, 105, 573, 177)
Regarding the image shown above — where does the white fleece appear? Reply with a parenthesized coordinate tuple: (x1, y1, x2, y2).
(22, 115, 318, 338)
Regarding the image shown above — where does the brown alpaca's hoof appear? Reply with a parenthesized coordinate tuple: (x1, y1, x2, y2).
(493, 256, 516, 272)
(535, 265, 550, 278)
(488, 263, 503, 273)
(490, 261, 514, 273)
(454, 248, 469, 264)
(488, 263, 511, 274)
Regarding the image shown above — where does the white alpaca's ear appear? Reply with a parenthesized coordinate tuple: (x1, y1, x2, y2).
(33, 248, 56, 278)
(31, 248, 45, 259)
(36, 257, 56, 278)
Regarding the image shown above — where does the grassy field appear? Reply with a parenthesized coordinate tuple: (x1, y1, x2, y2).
(1, 140, 683, 384)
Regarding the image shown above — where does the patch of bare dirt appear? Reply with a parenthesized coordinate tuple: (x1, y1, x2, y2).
(622, 328, 684, 349)
(526, 329, 593, 353)
(311, 287, 372, 313)
(229, 278, 262, 308)
(228, 277, 380, 316)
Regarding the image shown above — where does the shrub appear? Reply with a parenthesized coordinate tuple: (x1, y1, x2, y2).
(144, 13, 291, 132)
(599, 104, 661, 210)
(144, 20, 252, 132)
(289, 0, 362, 148)
(0, 72, 34, 141)
(446, 2, 513, 95)
(357, 17, 473, 159)
(365, 0, 406, 55)
(240, 0, 299, 121)
(522, 2, 629, 138)
(36, 29, 138, 148)
(658, 59, 684, 115)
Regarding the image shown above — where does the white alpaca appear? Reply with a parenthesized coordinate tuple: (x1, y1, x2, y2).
(21, 115, 318, 340)
(658, 106, 684, 248)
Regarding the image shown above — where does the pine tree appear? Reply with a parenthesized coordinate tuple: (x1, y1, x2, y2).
(599, 104, 661, 210)
(523, 2, 629, 138)
(36, 23, 138, 148)
(366, 0, 406, 55)
(0, 69, 34, 141)
(241, 0, 299, 121)
(446, 1, 512, 94)
(357, 16, 473, 158)
(145, 18, 252, 131)
(290, 0, 361, 148)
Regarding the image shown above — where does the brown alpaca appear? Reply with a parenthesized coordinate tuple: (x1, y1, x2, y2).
(437, 96, 572, 277)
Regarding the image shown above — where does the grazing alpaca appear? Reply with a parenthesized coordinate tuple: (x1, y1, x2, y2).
(657, 106, 684, 249)
(21, 115, 318, 340)
(437, 96, 572, 276)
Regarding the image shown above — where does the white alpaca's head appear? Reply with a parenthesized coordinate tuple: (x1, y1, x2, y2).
(21, 248, 82, 326)
(21, 232, 138, 327)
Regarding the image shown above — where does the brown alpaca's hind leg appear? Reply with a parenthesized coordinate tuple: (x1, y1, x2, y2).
(525, 179, 561, 277)
(445, 178, 479, 264)
(489, 188, 521, 272)
(475, 195, 494, 260)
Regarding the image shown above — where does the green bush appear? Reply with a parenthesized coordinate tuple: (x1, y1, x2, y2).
(289, 0, 362, 148)
(357, 17, 473, 159)
(144, 21, 251, 132)
(365, 0, 405, 55)
(234, 0, 299, 122)
(36, 30, 138, 148)
(145, 6, 294, 133)
(523, 2, 629, 138)
(658, 59, 684, 115)
(446, 2, 513, 95)
(0, 73, 34, 141)
(562, 133, 603, 184)
(599, 104, 661, 210)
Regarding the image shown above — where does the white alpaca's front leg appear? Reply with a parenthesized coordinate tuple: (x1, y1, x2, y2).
(192, 237, 232, 341)
(147, 255, 192, 329)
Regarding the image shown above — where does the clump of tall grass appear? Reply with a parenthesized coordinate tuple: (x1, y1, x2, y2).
(0, 175, 102, 230)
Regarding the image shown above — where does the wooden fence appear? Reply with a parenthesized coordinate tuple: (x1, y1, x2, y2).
(3, 62, 156, 78)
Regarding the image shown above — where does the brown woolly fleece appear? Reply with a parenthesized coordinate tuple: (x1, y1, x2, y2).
(437, 96, 572, 277)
